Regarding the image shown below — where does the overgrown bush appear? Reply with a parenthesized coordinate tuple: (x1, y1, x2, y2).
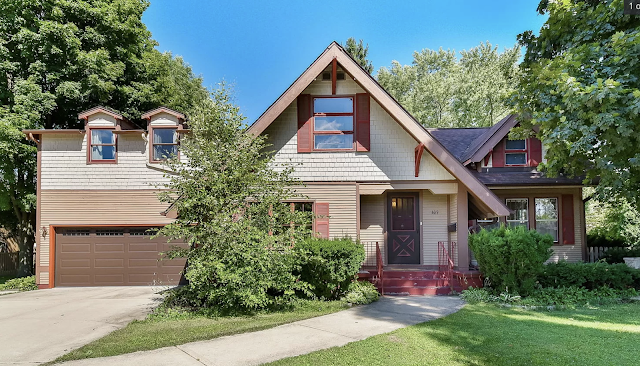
(0, 275, 37, 291)
(460, 287, 494, 304)
(601, 247, 640, 264)
(539, 261, 640, 290)
(343, 281, 379, 305)
(295, 237, 365, 300)
(469, 225, 553, 295)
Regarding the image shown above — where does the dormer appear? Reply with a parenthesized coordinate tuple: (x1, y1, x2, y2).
(78, 106, 125, 164)
(141, 107, 187, 163)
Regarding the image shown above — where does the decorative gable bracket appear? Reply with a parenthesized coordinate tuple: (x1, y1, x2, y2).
(414, 143, 425, 177)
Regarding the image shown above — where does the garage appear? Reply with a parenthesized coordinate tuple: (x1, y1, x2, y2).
(54, 227, 187, 287)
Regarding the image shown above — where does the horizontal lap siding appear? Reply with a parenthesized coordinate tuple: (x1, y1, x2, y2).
(422, 192, 449, 266)
(360, 194, 385, 264)
(38, 190, 174, 285)
(292, 184, 357, 239)
(449, 193, 458, 266)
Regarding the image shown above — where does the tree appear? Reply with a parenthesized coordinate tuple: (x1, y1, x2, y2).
(512, 0, 640, 207)
(157, 86, 313, 311)
(0, 0, 208, 276)
(343, 38, 374, 74)
(377, 42, 521, 128)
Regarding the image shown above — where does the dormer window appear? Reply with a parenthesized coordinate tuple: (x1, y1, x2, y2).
(89, 128, 116, 163)
(505, 139, 527, 166)
(151, 127, 178, 161)
(313, 97, 354, 150)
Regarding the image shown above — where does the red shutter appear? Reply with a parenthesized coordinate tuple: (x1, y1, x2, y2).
(315, 202, 330, 239)
(562, 194, 575, 245)
(492, 139, 505, 167)
(297, 95, 312, 152)
(355, 93, 370, 152)
(528, 138, 543, 167)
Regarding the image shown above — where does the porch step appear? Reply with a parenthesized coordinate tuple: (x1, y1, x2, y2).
(382, 271, 443, 279)
(382, 278, 450, 287)
(383, 286, 461, 296)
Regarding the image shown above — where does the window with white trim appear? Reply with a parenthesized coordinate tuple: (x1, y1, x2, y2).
(313, 97, 354, 150)
(506, 198, 529, 228)
(505, 139, 527, 165)
(535, 198, 559, 242)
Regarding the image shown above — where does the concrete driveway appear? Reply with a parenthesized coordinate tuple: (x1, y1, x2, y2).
(0, 286, 164, 365)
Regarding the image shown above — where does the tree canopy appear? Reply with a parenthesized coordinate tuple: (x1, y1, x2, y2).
(343, 38, 374, 74)
(378, 42, 521, 128)
(512, 0, 640, 206)
(0, 0, 208, 276)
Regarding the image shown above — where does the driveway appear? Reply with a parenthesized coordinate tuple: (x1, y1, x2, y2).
(0, 286, 163, 365)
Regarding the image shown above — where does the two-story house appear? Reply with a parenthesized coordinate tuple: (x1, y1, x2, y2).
(24, 42, 586, 292)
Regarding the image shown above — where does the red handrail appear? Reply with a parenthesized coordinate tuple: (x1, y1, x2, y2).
(438, 241, 456, 292)
(376, 241, 384, 295)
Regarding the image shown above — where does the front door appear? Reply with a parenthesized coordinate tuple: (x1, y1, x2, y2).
(387, 193, 420, 264)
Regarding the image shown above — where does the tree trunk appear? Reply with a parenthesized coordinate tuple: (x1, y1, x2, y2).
(16, 216, 35, 277)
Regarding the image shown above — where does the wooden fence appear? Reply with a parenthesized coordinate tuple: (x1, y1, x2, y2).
(0, 252, 18, 276)
(587, 247, 615, 263)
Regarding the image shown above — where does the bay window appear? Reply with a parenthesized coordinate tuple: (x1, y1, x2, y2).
(313, 97, 354, 150)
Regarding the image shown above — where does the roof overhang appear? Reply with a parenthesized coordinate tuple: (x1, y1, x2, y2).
(248, 42, 510, 217)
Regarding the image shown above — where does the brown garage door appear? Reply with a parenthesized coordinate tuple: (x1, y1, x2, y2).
(55, 227, 187, 287)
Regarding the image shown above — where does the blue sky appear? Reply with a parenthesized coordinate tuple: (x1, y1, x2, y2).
(143, 1, 547, 123)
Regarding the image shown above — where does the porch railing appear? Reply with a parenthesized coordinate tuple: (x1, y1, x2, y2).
(438, 241, 456, 292)
(376, 242, 384, 295)
(360, 241, 384, 294)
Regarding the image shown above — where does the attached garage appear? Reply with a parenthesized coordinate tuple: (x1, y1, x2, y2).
(54, 227, 187, 287)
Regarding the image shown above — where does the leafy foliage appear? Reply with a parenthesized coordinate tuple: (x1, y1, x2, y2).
(601, 247, 640, 264)
(469, 225, 553, 295)
(378, 42, 521, 128)
(585, 188, 640, 248)
(513, 0, 640, 207)
(0, 0, 208, 276)
(0, 275, 37, 291)
(295, 237, 365, 300)
(157, 86, 313, 312)
(539, 261, 640, 290)
(343, 280, 379, 305)
(342, 38, 373, 74)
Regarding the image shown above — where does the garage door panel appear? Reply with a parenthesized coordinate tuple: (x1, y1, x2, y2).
(56, 227, 186, 287)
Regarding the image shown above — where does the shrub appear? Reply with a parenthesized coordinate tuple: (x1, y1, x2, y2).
(295, 237, 365, 300)
(469, 225, 553, 295)
(521, 286, 638, 307)
(601, 247, 640, 264)
(343, 281, 379, 305)
(586, 232, 626, 248)
(0, 276, 37, 291)
(539, 261, 640, 290)
(460, 287, 493, 304)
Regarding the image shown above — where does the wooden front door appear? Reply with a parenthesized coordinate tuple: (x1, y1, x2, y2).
(387, 193, 420, 264)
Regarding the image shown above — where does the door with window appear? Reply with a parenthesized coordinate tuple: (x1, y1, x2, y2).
(387, 193, 420, 264)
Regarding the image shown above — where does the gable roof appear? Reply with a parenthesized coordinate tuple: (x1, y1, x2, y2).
(247, 42, 510, 217)
(462, 114, 519, 164)
(427, 128, 489, 162)
(141, 106, 186, 121)
(78, 106, 124, 121)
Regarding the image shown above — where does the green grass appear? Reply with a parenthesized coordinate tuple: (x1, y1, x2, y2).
(53, 300, 349, 363)
(268, 302, 640, 366)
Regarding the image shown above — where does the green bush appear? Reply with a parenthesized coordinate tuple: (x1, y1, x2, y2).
(539, 261, 640, 290)
(586, 232, 626, 248)
(469, 225, 553, 295)
(521, 286, 638, 307)
(0, 275, 37, 291)
(460, 287, 493, 304)
(295, 237, 365, 300)
(343, 281, 379, 305)
(601, 247, 640, 264)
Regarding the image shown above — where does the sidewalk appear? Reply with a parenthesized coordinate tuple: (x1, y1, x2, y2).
(60, 296, 465, 366)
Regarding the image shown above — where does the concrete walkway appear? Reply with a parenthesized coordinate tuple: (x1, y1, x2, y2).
(60, 296, 465, 366)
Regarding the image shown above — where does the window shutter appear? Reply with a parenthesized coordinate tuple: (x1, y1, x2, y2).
(297, 94, 312, 152)
(315, 202, 330, 239)
(562, 194, 575, 245)
(492, 139, 505, 167)
(528, 138, 543, 167)
(355, 93, 370, 152)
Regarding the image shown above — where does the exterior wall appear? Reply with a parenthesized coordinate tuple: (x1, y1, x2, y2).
(40, 133, 171, 190)
(292, 183, 357, 239)
(492, 187, 585, 263)
(360, 194, 385, 264)
(448, 193, 459, 266)
(422, 191, 449, 266)
(263, 77, 455, 182)
(37, 190, 175, 285)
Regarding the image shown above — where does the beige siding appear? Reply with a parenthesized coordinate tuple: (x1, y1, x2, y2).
(360, 194, 385, 264)
(292, 184, 357, 239)
(492, 187, 585, 263)
(422, 191, 449, 266)
(448, 193, 459, 266)
(263, 78, 455, 182)
(37, 190, 175, 285)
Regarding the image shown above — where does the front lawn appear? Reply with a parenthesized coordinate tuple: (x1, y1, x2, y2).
(53, 300, 348, 363)
(269, 302, 640, 366)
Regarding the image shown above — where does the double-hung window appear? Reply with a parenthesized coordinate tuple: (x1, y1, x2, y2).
(89, 128, 116, 163)
(152, 128, 178, 161)
(313, 97, 354, 150)
(506, 198, 529, 228)
(535, 198, 559, 242)
(505, 139, 527, 166)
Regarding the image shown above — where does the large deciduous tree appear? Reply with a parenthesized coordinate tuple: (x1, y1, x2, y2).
(343, 38, 374, 74)
(157, 86, 313, 311)
(0, 0, 208, 276)
(378, 42, 521, 128)
(512, 0, 640, 206)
